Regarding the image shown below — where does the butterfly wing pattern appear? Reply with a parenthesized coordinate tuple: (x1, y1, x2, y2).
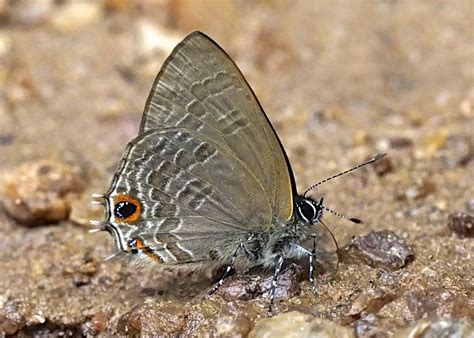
(104, 32, 294, 269)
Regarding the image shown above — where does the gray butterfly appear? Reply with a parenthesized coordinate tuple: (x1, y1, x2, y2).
(92, 31, 384, 312)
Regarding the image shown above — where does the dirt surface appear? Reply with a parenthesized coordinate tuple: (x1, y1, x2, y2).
(0, 1, 473, 336)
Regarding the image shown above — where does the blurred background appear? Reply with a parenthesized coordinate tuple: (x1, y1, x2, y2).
(0, 1, 472, 336)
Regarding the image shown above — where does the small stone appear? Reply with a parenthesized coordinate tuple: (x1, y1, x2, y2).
(401, 281, 471, 321)
(1, 300, 27, 335)
(371, 155, 393, 176)
(215, 312, 252, 338)
(448, 212, 474, 238)
(389, 137, 413, 149)
(117, 301, 188, 336)
(79, 256, 100, 276)
(2, 160, 84, 225)
(249, 311, 354, 338)
(341, 230, 414, 270)
(1, 318, 22, 336)
(48, 2, 102, 33)
(341, 289, 395, 324)
(353, 314, 384, 337)
(82, 311, 108, 335)
(394, 318, 473, 338)
(215, 263, 301, 302)
(72, 273, 91, 287)
(28, 311, 45, 325)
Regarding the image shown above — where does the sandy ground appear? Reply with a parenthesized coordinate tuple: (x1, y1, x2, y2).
(0, 1, 472, 336)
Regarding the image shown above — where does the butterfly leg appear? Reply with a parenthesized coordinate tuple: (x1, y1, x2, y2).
(209, 243, 243, 295)
(268, 255, 284, 315)
(293, 236, 318, 291)
(308, 234, 318, 291)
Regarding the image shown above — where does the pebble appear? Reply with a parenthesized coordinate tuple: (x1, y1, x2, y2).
(249, 311, 354, 338)
(447, 212, 473, 238)
(82, 311, 108, 335)
(371, 155, 393, 176)
(117, 301, 188, 336)
(401, 280, 471, 321)
(215, 263, 301, 302)
(341, 288, 395, 324)
(393, 318, 473, 338)
(72, 273, 91, 288)
(215, 312, 253, 337)
(353, 314, 385, 337)
(389, 137, 413, 150)
(0, 300, 28, 335)
(2, 160, 84, 225)
(341, 230, 414, 270)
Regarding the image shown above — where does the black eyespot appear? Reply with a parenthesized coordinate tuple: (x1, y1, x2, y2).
(115, 201, 137, 219)
(127, 239, 139, 254)
(299, 200, 316, 222)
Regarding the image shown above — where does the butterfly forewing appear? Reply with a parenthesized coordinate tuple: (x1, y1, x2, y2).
(139, 32, 293, 221)
(110, 128, 273, 229)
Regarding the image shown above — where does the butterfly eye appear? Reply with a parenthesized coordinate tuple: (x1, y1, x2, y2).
(297, 199, 317, 224)
(113, 194, 142, 222)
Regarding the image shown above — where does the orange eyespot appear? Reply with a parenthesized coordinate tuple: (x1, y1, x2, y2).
(113, 193, 142, 223)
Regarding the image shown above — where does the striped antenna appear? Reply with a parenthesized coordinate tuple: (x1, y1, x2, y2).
(304, 153, 386, 196)
(322, 205, 362, 224)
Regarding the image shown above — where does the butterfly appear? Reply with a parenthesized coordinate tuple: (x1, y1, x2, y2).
(91, 31, 385, 313)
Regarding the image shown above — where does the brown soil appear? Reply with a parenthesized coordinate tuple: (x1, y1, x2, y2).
(0, 1, 472, 336)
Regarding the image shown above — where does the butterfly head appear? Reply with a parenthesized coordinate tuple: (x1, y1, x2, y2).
(295, 196, 324, 226)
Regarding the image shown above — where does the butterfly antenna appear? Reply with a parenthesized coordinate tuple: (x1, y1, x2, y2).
(304, 153, 386, 196)
(322, 205, 362, 224)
